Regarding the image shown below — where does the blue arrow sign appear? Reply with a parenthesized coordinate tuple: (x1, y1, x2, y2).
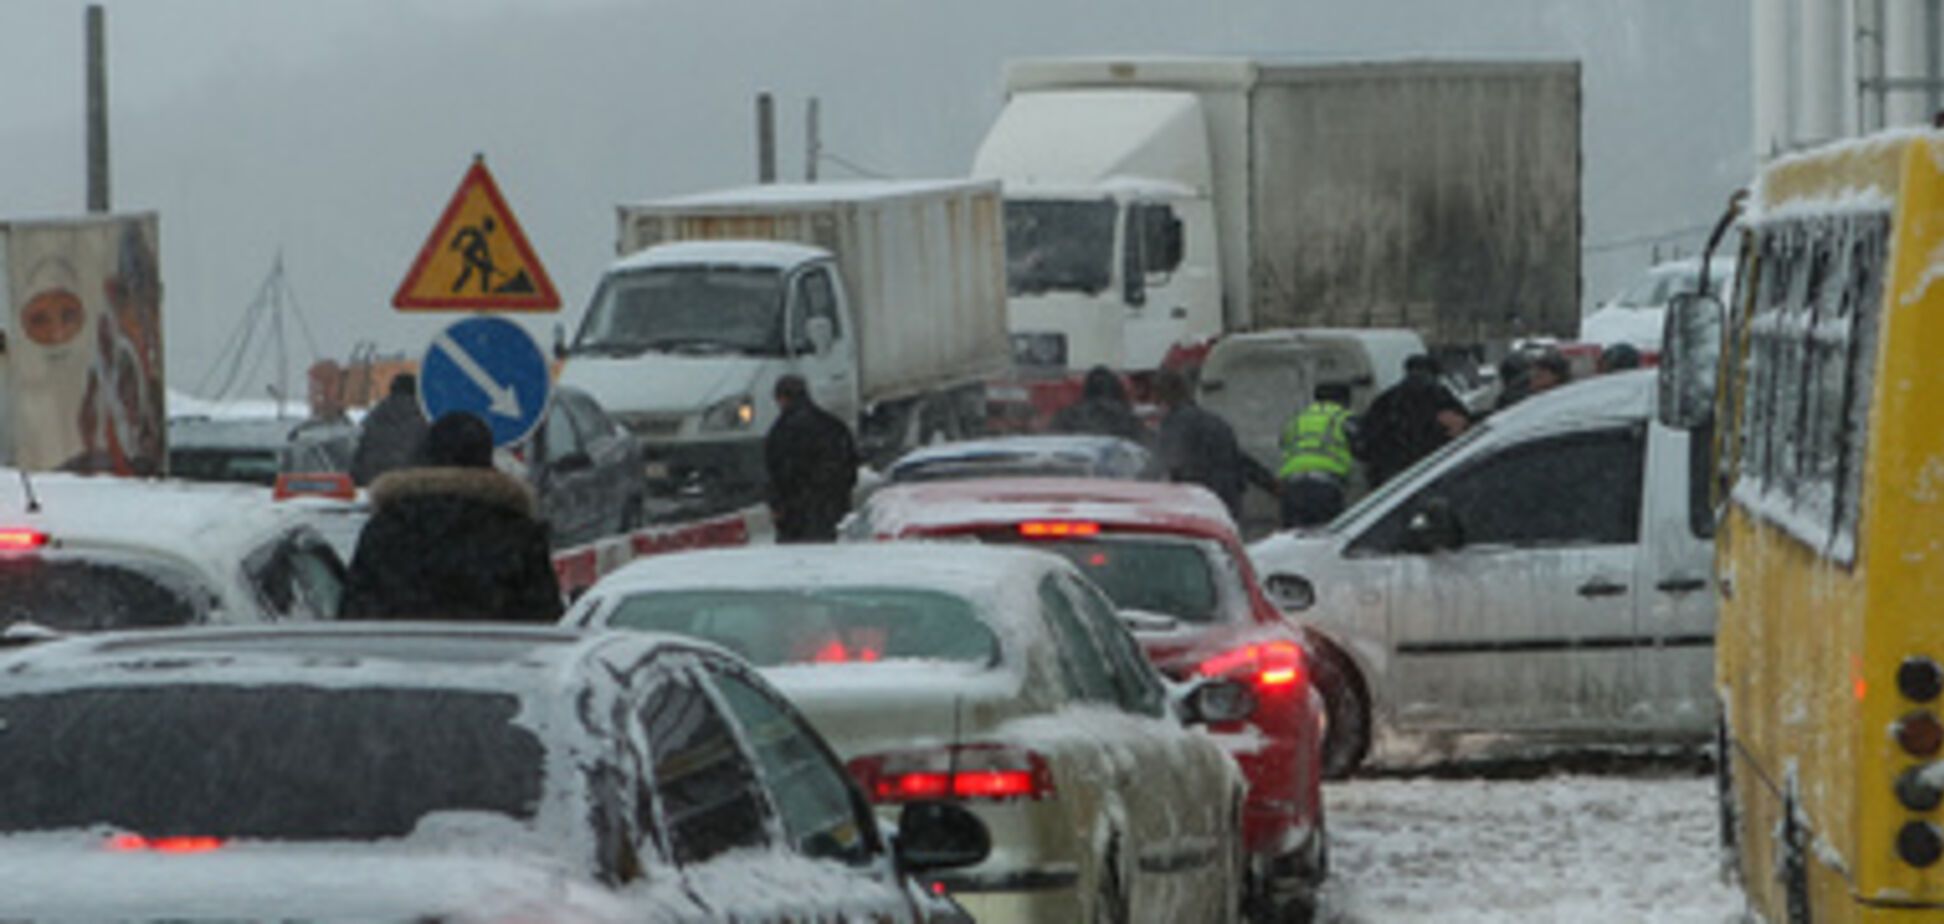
(419, 316, 552, 448)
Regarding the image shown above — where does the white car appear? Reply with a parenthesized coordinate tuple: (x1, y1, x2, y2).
(565, 543, 1250, 923)
(0, 624, 985, 922)
(1248, 371, 1715, 769)
(1580, 256, 1735, 351)
(0, 471, 348, 631)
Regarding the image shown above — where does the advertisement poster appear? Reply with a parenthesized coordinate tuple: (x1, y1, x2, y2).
(4, 214, 163, 475)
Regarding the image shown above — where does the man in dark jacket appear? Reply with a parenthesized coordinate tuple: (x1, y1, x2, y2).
(765, 374, 858, 543)
(1357, 354, 1469, 488)
(340, 411, 562, 622)
(349, 374, 428, 487)
(1153, 369, 1269, 518)
(1050, 366, 1148, 444)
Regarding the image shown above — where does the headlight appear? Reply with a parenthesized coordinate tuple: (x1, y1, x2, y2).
(700, 394, 757, 432)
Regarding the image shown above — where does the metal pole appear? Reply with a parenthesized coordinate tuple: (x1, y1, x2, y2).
(1929, 0, 1943, 115)
(85, 5, 109, 212)
(805, 97, 821, 183)
(756, 92, 777, 184)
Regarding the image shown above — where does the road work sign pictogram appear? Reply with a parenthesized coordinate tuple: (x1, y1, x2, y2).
(393, 157, 561, 311)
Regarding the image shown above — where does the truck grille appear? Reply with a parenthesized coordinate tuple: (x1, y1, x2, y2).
(620, 414, 684, 438)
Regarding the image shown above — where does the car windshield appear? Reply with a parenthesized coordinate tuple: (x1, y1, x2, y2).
(1005, 199, 1116, 297)
(0, 685, 544, 840)
(572, 265, 786, 356)
(604, 586, 999, 666)
(1002, 535, 1224, 623)
(0, 553, 210, 631)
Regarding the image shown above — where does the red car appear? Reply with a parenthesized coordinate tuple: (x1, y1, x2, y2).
(847, 476, 1328, 921)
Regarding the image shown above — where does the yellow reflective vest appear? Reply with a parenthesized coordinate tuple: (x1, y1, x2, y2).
(1279, 401, 1353, 479)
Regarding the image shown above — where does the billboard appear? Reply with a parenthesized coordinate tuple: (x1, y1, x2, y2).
(2, 214, 163, 475)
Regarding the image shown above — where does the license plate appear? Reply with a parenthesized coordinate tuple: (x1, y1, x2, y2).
(644, 462, 670, 480)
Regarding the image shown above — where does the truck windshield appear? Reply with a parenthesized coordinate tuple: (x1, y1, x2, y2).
(573, 266, 786, 357)
(1005, 199, 1116, 297)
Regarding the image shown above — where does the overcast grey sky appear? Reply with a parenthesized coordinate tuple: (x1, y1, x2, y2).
(0, 0, 1751, 399)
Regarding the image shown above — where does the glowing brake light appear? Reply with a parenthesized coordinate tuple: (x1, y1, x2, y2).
(1017, 520, 1100, 538)
(107, 834, 224, 853)
(847, 744, 1054, 804)
(1200, 640, 1307, 690)
(0, 529, 48, 551)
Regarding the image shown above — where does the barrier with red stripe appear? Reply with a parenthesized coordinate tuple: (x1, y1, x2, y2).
(552, 505, 768, 601)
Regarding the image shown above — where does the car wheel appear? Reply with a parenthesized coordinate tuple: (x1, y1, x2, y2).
(1312, 646, 1371, 780)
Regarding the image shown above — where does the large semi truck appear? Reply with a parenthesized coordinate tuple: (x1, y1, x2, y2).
(974, 57, 1583, 374)
(556, 180, 1010, 510)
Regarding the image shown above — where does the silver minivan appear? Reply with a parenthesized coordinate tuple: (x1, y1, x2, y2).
(1248, 370, 1715, 774)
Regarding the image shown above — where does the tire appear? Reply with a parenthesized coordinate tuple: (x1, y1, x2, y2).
(1312, 644, 1372, 780)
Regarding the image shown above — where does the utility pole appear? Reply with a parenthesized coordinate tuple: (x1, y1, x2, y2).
(755, 92, 777, 184)
(805, 97, 821, 183)
(85, 5, 109, 212)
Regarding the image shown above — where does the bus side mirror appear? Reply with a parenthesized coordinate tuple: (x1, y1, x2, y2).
(1658, 292, 1724, 430)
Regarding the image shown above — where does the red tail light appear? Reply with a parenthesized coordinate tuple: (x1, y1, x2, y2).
(0, 529, 48, 551)
(1200, 640, 1307, 690)
(107, 834, 224, 853)
(847, 744, 1055, 804)
(1018, 520, 1100, 538)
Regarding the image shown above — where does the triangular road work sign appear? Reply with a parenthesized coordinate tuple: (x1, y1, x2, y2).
(393, 157, 561, 311)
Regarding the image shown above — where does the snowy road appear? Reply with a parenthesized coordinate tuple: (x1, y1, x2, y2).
(1317, 772, 1748, 923)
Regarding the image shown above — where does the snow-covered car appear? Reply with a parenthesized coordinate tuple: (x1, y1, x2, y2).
(1579, 256, 1734, 351)
(564, 543, 1250, 922)
(0, 623, 987, 922)
(0, 471, 348, 633)
(847, 476, 1329, 918)
(167, 414, 358, 486)
(884, 434, 1156, 484)
(1248, 371, 1715, 771)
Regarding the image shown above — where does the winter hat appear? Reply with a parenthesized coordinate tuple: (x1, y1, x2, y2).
(425, 412, 493, 468)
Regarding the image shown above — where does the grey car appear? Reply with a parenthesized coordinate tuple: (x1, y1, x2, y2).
(527, 387, 648, 548)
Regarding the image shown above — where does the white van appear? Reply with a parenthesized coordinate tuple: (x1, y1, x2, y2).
(1247, 370, 1715, 772)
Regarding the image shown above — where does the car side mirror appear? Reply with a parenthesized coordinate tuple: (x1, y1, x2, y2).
(1658, 292, 1724, 430)
(1178, 677, 1257, 726)
(1264, 573, 1316, 612)
(1402, 497, 1464, 553)
(894, 801, 991, 874)
(806, 316, 835, 357)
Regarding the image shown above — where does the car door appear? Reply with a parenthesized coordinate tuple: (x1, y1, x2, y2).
(533, 399, 597, 545)
(1633, 417, 1717, 730)
(1347, 425, 1649, 731)
(700, 660, 918, 923)
(1059, 573, 1236, 922)
(786, 263, 859, 425)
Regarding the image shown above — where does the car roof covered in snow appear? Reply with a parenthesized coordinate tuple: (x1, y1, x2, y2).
(584, 542, 1062, 604)
(858, 475, 1240, 543)
(0, 623, 725, 695)
(1478, 368, 1654, 435)
(608, 239, 831, 274)
(886, 434, 1153, 483)
(0, 471, 318, 567)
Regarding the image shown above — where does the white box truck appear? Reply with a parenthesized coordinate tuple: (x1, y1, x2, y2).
(556, 180, 1010, 510)
(974, 57, 1583, 374)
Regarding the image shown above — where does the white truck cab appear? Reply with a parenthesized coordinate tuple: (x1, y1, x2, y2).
(557, 241, 859, 506)
(1248, 371, 1716, 768)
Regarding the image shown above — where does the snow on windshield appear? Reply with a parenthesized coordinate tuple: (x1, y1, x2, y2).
(1005, 199, 1116, 297)
(573, 266, 785, 356)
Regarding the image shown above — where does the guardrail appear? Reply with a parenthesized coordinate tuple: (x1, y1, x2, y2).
(551, 505, 771, 601)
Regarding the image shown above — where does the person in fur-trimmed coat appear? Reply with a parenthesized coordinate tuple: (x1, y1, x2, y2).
(339, 412, 563, 622)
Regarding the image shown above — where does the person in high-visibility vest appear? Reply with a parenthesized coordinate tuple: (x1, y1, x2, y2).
(1278, 382, 1356, 528)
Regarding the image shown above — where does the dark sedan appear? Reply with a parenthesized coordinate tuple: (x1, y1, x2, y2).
(527, 387, 647, 547)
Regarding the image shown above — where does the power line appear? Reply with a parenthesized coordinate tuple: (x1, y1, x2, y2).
(817, 150, 891, 180)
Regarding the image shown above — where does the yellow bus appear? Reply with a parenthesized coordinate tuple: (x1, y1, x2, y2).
(1669, 128, 1944, 922)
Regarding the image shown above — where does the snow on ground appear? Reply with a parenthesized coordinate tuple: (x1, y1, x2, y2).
(1318, 772, 1749, 923)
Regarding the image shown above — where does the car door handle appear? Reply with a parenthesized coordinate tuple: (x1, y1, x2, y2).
(1577, 579, 1629, 598)
(1655, 577, 1709, 594)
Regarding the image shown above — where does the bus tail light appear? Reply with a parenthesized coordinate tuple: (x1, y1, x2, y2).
(847, 744, 1055, 804)
(1897, 766, 1944, 812)
(1900, 822, 1944, 868)
(1897, 711, 1944, 757)
(1901, 657, 1943, 703)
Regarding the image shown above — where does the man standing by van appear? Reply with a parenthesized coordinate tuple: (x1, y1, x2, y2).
(765, 374, 858, 543)
(1279, 382, 1356, 527)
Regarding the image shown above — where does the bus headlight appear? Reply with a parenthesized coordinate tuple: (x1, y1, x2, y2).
(1899, 822, 1944, 868)
(1901, 657, 1943, 703)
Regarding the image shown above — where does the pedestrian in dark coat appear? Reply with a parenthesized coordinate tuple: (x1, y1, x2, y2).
(340, 412, 562, 623)
(349, 374, 429, 487)
(1153, 369, 1267, 518)
(1050, 366, 1149, 444)
(1357, 355, 1470, 488)
(765, 375, 859, 543)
